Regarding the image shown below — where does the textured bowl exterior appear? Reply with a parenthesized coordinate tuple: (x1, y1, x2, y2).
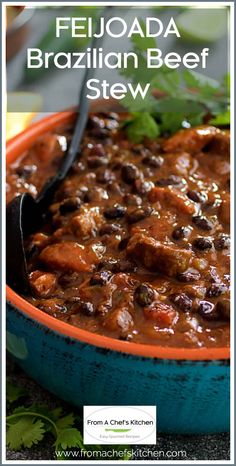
(7, 302, 230, 434)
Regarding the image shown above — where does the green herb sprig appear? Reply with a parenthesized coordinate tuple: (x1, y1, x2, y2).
(120, 21, 229, 142)
(6, 379, 131, 460)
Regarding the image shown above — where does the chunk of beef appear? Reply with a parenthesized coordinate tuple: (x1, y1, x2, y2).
(163, 152, 195, 176)
(34, 133, 66, 163)
(163, 126, 220, 154)
(103, 308, 134, 334)
(29, 270, 57, 297)
(37, 298, 67, 316)
(148, 186, 197, 215)
(127, 234, 192, 276)
(143, 301, 178, 326)
(70, 206, 104, 239)
(39, 241, 99, 273)
(207, 130, 230, 156)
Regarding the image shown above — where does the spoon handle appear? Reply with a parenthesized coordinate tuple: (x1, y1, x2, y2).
(36, 6, 113, 208)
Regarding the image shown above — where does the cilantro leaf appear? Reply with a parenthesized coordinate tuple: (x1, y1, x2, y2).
(55, 428, 84, 450)
(154, 97, 203, 114)
(151, 69, 181, 96)
(182, 70, 220, 92)
(131, 19, 157, 51)
(124, 112, 160, 143)
(122, 91, 156, 112)
(119, 18, 229, 142)
(121, 52, 157, 84)
(210, 109, 230, 126)
(48, 407, 64, 421)
(5, 379, 134, 459)
(159, 113, 188, 135)
(55, 413, 75, 430)
(6, 417, 45, 450)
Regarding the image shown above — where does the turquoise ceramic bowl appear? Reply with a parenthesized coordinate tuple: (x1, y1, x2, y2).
(6, 112, 230, 434)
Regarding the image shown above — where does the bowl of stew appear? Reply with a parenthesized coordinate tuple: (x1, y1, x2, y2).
(6, 108, 230, 434)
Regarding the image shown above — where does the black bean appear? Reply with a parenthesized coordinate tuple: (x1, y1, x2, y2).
(197, 301, 219, 321)
(79, 301, 95, 316)
(169, 293, 192, 311)
(119, 334, 132, 341)
(99, 223, 122, 235)
(192, 215, 214, 231)
(99, 259, 136, 273)
(121, 163, 140, 184)
(87, 156, 108, 168)
(216, 299, 230, 320)
(83, 191, 92, 202)
(214, 234, 230, 250)
(99, 114, 118, 127)
(193, 237, 212, 250)
(177, 269, 201, 283)
(87, 115, 104, 129)
(98, 258, 117, 271)
(118, 237, 130, 250)
(142, 155, 164, 168)
(104, 204, 126, 219)
(206, 283, 227, 298)
(131, 146, 143, 154)
(134, 284, 155, 307)
(187, 190, 207, 203)
(112, 260, 137, 273)
(59, 197, 81, 215)
(156, 175, 183, 186)
(56, 185, 88, 203)
(106, 112, 119, 121)
(110, 159, 123, 171)
(90, 126, 109, 139)
(172, 226, 191, 241)
(127, 206, 152, 224)
(90, 143, 106, 157)
(96, 168, 115, 184)
(65, 296, 82, 314)
(90, 271, 112, 286)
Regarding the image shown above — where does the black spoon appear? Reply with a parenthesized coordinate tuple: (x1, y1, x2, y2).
(6, 6, 113, 293)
